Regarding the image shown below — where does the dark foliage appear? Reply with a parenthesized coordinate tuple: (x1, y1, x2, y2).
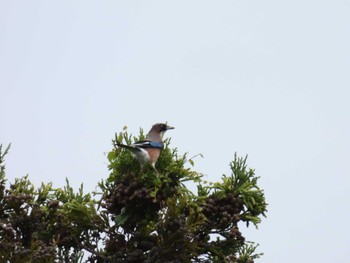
(0, 127, 267, 263)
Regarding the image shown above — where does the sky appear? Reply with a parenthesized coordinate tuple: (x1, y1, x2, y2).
(0, 1, 350, 262)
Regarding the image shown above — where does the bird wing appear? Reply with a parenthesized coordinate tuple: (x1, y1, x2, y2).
(116, 141, 163, 150)
(132, 140, 163, 149)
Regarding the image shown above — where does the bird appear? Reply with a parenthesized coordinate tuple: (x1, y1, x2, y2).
(116, 123, 174, 173)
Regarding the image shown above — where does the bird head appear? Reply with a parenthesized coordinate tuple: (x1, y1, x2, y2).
(148, 123, 174, 138)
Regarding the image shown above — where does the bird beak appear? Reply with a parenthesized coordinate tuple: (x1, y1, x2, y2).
(166, 125, 175, 130)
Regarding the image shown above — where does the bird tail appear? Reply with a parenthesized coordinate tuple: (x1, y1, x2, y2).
(116, 143, 135, 150)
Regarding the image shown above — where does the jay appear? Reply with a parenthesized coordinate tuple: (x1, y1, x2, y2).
(116, 123, 174, 173)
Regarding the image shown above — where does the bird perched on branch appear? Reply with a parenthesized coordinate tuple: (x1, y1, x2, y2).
(116, 123, 174, 173)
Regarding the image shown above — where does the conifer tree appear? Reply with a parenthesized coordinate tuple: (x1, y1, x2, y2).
(0, 127, 267, 262)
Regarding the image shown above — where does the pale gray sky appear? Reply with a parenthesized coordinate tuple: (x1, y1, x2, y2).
(1, 1, 349, 262)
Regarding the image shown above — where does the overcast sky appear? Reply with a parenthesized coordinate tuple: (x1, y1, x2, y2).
(1, 1, 349, 262)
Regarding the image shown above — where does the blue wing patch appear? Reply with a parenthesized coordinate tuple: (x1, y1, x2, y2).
(149, 141, 163, 148)
(133, 141, 163, 149)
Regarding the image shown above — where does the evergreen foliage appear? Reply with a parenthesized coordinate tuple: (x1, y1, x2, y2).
(0, 127, 267, 262)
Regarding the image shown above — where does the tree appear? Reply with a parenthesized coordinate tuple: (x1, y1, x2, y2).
(0, 127, 267, 263)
